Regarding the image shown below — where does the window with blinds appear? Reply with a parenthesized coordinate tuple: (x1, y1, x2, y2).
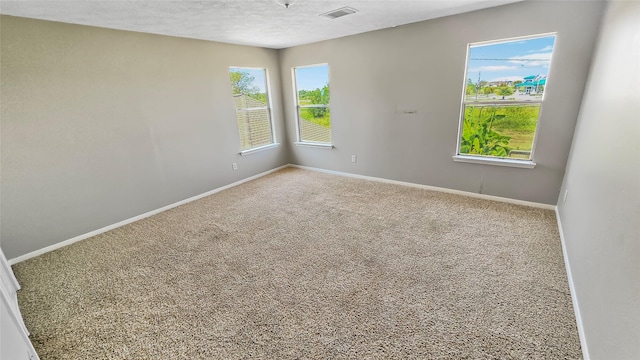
(229, 67, 275, 151)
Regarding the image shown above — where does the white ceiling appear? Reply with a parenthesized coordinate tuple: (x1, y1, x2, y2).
(0, 0, 523, 49)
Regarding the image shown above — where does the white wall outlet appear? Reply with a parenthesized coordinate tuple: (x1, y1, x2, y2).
(351, 155, 357, 163)
(232, 162, 238, 170)
(563, 189, 569, 203)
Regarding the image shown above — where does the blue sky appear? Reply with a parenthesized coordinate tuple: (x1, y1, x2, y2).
(229, 67, 267, 92)
(295, 64, 329, 91)
(467, 35, 556, 82)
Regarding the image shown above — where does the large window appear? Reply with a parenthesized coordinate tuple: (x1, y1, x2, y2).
(229, 67, 275, 152)
(457, 34, 556, 164)
(293, 64, 331, 144)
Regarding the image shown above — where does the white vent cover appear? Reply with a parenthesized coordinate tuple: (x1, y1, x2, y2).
(320, 6, 358, 19)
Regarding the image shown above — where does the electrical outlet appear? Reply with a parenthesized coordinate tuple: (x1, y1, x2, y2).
(563, 189, 569, 203)
(232, 162, 238, 171)
(351, 155, 357, 163)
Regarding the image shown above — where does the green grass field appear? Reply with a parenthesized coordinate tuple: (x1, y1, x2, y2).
(494, 129, 535, 151)
(300, 107, 331, 128)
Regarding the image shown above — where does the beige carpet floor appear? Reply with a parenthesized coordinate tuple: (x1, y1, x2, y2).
(12, 168, 581, 359)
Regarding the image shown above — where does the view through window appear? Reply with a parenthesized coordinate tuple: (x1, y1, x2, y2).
(293, 64, 331, 144)
(229, 67, 274, 151)
(459, 34, 556, 160)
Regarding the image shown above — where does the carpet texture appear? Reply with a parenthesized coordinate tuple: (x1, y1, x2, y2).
(12, 168, 581, 359)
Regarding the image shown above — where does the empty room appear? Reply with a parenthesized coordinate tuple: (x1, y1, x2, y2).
(1, 0, 638, 359)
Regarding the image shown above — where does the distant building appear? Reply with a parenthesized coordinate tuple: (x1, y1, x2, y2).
(489, 80, 517, 87)
(516, 75, 546, 94)
(233, 93, 267, 109)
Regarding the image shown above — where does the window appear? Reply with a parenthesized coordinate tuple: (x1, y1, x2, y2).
(456, 34, 556, 165)
(229, 67, 275, 152)
(293, 64, 331, 145)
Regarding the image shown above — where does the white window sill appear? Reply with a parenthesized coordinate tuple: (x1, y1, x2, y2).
(294, 142, 334, 149)
(452, 155, 536, 169)
(239, 143, 280, 156)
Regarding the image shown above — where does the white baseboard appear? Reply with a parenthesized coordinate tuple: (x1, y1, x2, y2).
(8, 163, 555, 265)
(555, 207, 590, 360)
(7, 162, 583, 359)
(289, 164, 555, 210)
(291, 164, 586, 356)
(8, 165, 289, 265)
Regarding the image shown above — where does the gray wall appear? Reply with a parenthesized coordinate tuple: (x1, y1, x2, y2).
(279, 0, 605, 205)
(557, 1, 640, 359)
(0, 16, 289, 259)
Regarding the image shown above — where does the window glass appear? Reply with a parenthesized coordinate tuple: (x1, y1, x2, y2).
(459, 35, 556, 160)
(293, 64, 331, 144)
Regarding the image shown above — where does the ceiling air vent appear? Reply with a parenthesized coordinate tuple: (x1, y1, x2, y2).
(320, 6, 358, 20)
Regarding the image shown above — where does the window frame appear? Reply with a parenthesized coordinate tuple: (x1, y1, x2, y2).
(228, 66, 278, 155)
(292, 63, 333, 147)
(454, 33, 557, 168)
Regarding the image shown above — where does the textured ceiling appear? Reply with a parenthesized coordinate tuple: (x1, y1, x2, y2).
(0, 0, 522, 49)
